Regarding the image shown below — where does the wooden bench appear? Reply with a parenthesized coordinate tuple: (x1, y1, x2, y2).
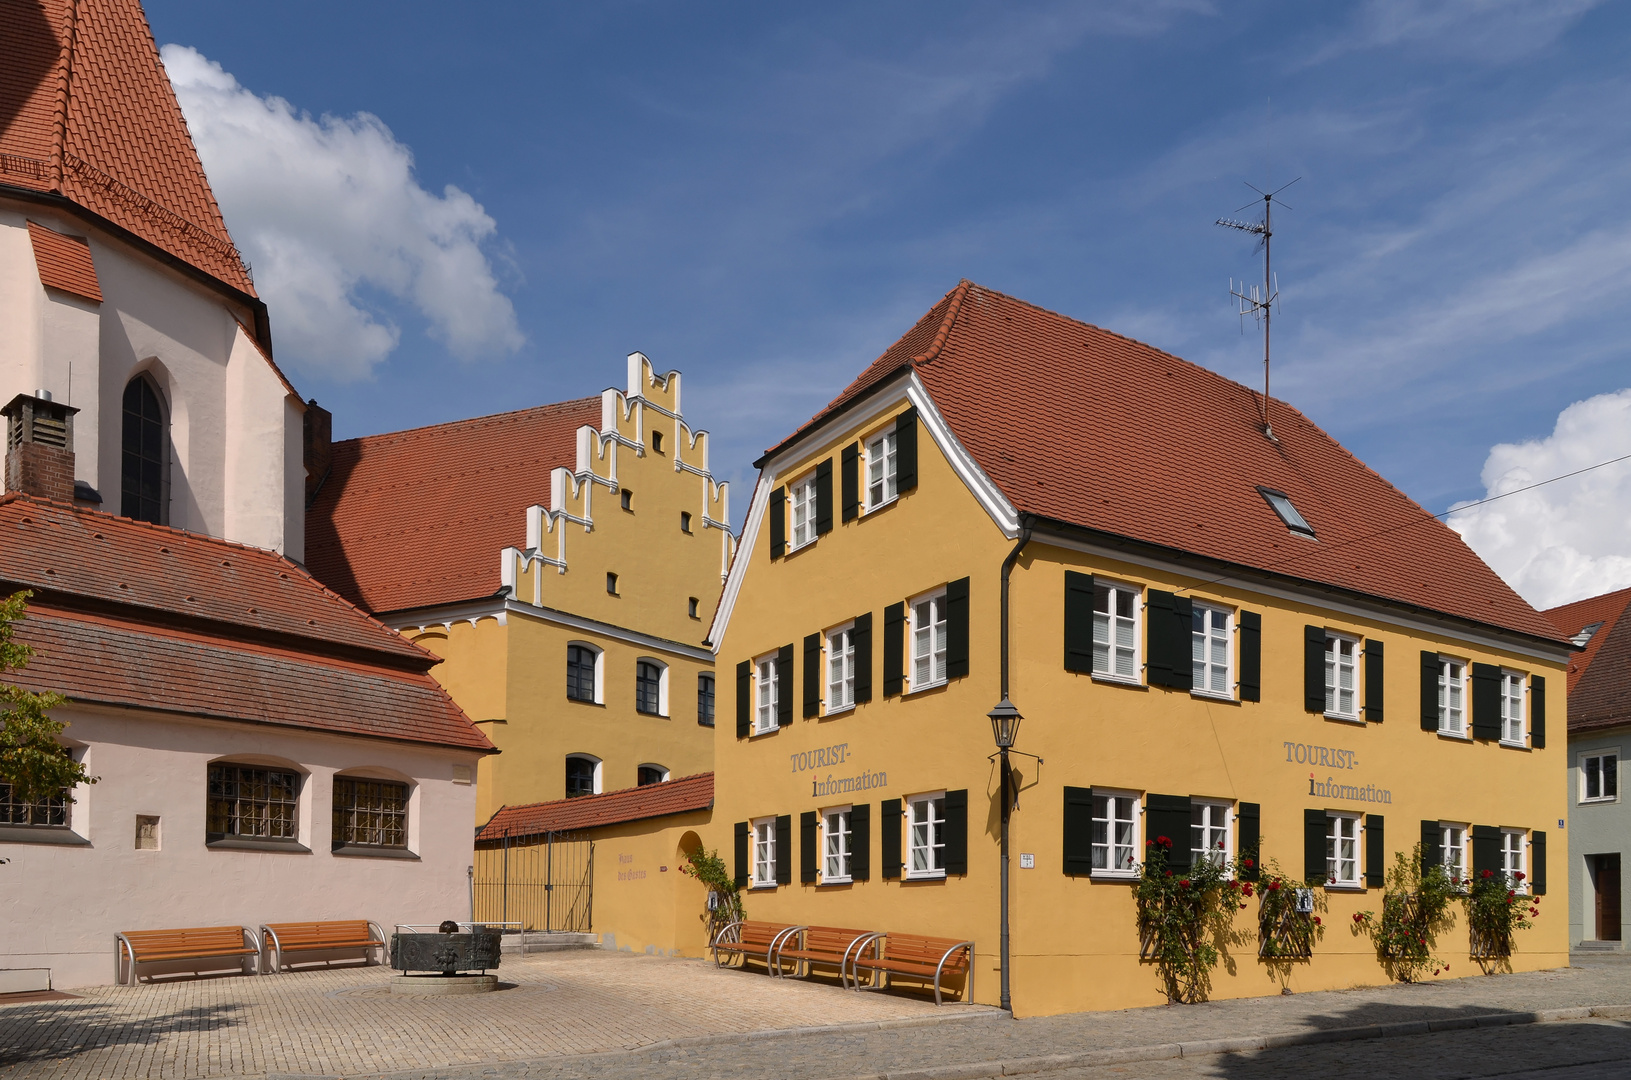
(772, 925, 881, 984)
(848, 932, 974, 1005)
(117, 926, 261, 985)
(260, 920, 387, 972)
(710, 920, 803, 975)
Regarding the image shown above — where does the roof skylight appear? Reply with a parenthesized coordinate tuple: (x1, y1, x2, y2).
(1573, 621, 1604, 648)
(1257, 487, 1315, 538)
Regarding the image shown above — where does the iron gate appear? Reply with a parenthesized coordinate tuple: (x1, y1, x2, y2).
(472, 830, 594, 932)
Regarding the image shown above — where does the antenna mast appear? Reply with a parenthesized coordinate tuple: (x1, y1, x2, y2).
(1216, 177, 1298, 440)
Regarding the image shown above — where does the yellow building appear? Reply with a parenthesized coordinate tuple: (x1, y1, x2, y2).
(307, 354, 733, 823)
(701, 281, 1572, 1017)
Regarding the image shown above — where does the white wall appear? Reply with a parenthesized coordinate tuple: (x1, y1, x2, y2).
(0, 705, 484, 988)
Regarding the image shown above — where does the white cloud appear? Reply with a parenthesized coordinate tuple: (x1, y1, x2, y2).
(1308, 0, 1604, 65)
(161, 45, 523, 379)
(1448, 389, 1631, 610)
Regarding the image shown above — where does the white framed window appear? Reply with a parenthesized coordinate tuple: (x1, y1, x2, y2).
(1501, 829, 1527, 891)
(907, 792, 946, 878)
(566, 641, 604, 704)
(754, 653, 780, 734)
(1582, 751, 1619, 803)
(1091, 790, 1140, 876)
(565, 754, 602, 798)
(1092, 580, 1140, 681)
(1326, 813, 1361, 887)
(752, 816, 777, 888)
(822, 806, 852, 883)
(1190, 801, 1231, 868)
(909, 590, 948, 691)
(789, 474, 818, 550)
(866, 430, 898, 510)
(1325, 634, 1359, 720)
(1438, 657, 1467, 737)
(1500, 671, 1526, 746)
(826, 624, 855, 713)
(1191, 605, 1232, 697)
(1440, 823, 1468, 885)
(635, 657, 669, 716)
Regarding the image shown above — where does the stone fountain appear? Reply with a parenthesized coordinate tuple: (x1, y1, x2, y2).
(389, 920, 503, 995)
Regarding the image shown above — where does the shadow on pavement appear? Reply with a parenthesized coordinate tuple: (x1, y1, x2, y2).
(0, 1000, 244, 1067)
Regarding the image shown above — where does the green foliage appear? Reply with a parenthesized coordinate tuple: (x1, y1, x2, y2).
(1134, 835, 1253, 1004)
(679, 844, 744, 927)
(1254, 855, 1327, 960)
(0, 591, 94, 803)
(1352, 845, 1458, 982)
(1464, 866, 1539, 963)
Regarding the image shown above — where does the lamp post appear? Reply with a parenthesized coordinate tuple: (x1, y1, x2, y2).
(988, 696, 1022, 1014)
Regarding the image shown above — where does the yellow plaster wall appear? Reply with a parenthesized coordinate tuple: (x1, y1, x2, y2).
(584, 814, 714, 957)
(410, 617, 509, 726)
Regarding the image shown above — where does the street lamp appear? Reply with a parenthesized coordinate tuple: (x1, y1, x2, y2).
(988, 696, 1022, 1013)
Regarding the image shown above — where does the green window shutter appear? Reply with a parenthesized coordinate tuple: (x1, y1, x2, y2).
(853, 612, 873, 703)
(1365, 815, 1385, 888)
(769, 486, 786, 560)
(1471, 663, 1501, 740)
(734, 821, 749, 887)
(895, 407, 919, 494)
(850, 803, 871, 881)
(1064, 571, 1095, 674)
(1304, 626, 1327, 713)
(800, 811, 818, 883)
(1530, 676, 1546, 749)
(1063, 786, 1094, 876)
(1146, 794, 1192, 871)
(1304, 809, 1327, 884)
(1420, 651, 1440, 731)
(814, 459, 834, 536)
(776, 644, 794, 727)
(1238, 611, 1262, 702)
(1237, 802, 1261, 881)
(803, 633, 821, 719)
(1420, 820, 1440, 877)
(883, 602, 905, 697)
(775, 815, 792, 885)
(840, 443, 860, 522)
(1146, 591, 1192, 691)
(1471, 825, 1501, 879)
(881, 798, 902, 879)
(735, 660, 751, 739)
(1364, 639, 1385, 722)
(943, 789, 968, 875)
(1531, 831, 1547, 895)
(945, 576, 970, 680)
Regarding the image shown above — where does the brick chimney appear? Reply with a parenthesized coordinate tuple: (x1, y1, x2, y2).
(303, 397, 333, 506)
(4, 392, 79, 502)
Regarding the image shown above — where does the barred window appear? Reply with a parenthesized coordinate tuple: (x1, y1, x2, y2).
(207, 763, 299, 840)
(332, 777, 408, 848)
(0, 781, 68, 827)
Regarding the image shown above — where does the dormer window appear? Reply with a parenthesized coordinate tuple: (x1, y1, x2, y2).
(1258, 487, 1314, 538)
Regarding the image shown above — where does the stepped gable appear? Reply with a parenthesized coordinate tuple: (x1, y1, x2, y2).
(769, 280, 1566, 646)
(477, 773, 714, 841)
(0, 493, 493, 751)
(1545, 587, 1631, 733)
(0, 0, 254, 295)
(306, 397, 601, 615)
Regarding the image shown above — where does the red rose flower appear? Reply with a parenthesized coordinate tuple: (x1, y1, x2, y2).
(1313, 916, 1322, 926)
(1482, 869, 1494, 879)
(1515, 871, 1525, 881)
(1179, 879, 1190, 889)
(1353, 913, 1363, 923)
(1269, 881, 1281, 891)
(1244, 858, 1255, 868)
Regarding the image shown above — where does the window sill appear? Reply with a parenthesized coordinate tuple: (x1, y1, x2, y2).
(636, 710, 669, 719)
(785, 539, 817, 557)
(1324, 882, 1366, 892)
(1324, 712, 1364, 725)
(904, 871, 946, 882)
(1091, 674, 1146, 690)
(698, 719, 716, 727)
(206, 837, 311, 854)
(823, 704, 855, 719)
(1579, 797, 1618, 805)
(750, 882, 778, 890)
(331, 844, 420, 860)
(1438, 729, 1471, 741)
(904, 679, 947, 696)
(862, 497, 899, 516)
(567, 697, 606, 708)
(819, 877, 853, 887)
(750, 725, 781, 738)
(1090, 870, 1139, 882)
(1499, 739, 1528, 750)
(1191, 689, 1238, 704)
(0, 825, 90, 846)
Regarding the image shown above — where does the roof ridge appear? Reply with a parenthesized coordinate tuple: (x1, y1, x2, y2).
(910, 279, 972, 365)
(46, 0, 76, 187)
(335, 395, 602, 450)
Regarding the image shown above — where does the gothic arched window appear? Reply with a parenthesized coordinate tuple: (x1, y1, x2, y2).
(121, 377, 165, 523)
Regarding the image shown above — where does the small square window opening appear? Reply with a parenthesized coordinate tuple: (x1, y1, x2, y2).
(688, 597, 699, 619)
(650, 430, 663, 453)
(620, 490, 633, 512)
(606, 572, 619, 595)
(680, 511, 693, 533)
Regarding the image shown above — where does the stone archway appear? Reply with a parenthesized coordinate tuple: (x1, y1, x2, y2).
(673, 830, 709, 956)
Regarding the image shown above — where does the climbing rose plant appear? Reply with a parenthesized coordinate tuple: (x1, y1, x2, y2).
(1254, 856, 1326, 960)
(1353, 846, 1457, 983)
(679, 845, 744, 927)
(1464, 867, 1539, 963)
(1134, 835, 1253, 1004)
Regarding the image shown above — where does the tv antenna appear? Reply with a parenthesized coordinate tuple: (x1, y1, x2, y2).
(1217, 177, 1299, 440)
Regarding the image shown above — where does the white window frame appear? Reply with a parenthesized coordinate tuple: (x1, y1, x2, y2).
(789, 473, 818, 551)
(906, 791, 947, 880)
(1501, 829, 1527, 892)
(751, 816, 777, 889)
(1324, 633, 1360, 722)
(1440, 822, 1468, 887)
(1090, 789, 1141, 878)
(1326, 812, 1362, 888)
(1191, 800, 1232, 869)
(565, 754, 603, 797)
(1092, 578, 1142, 683)
(634, 656, 669, 717)
(566, 640, 604, 705)
(1581, 749, 1620, 804)
(865, 429, 898, 511)
(1499, 670, 1526, 747)
(908, 589, 948, 693)
(754, 652, 780, 735)
(1438, 656, 1468, 738)
(1191, 604, 1233, 699)
(822, 805, 852, 884)
(826, 623, 856, 715)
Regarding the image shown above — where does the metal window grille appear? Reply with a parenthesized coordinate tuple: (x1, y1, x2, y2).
(0, 782, 68, 826)
(207, 764, 299, 839)
(332, 777, 407, 847)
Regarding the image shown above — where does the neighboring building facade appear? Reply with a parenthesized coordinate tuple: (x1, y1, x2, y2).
(705, 281, 1571, 1016)
(307, 355, 733, 823)
(1545, 587, 1630, 949)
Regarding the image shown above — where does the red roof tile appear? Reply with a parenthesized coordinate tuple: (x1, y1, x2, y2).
(27, 220, 101, 302)
(1544, 587, 1631, 732)
(306, 398, 600, 614)
(476, 773, 713, 841)
(770, 281, 1567, 646)
(0, 0, 254, 295)
(1544, 587, 1631, 694)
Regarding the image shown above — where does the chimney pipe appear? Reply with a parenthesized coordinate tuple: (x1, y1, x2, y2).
(3, 393, 79, 502)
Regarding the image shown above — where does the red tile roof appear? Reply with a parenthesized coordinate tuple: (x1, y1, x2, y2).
(768, 281, 1567, 646)
(27, 220, 101, 303)
(476, 773, 713, 841)
(0, 494, 493, 752)
(1543, 587, 1631, 694)
(1544, 587, 1631, 733)
(306, 398, 601, 614)
(0, 0, 254, 295)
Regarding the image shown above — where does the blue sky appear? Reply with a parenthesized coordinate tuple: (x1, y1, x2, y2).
(148, 1, 1631, 606)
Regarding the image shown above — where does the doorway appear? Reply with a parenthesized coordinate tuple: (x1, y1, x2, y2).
(1593, 853, 1622, 942)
